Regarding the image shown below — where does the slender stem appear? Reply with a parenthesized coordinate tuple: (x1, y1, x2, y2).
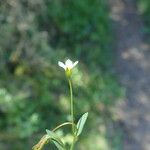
(68, 78, 77, 150)
(70, 136, 76, 150)
(52, 122, 73, 132)
(68, 79, 74, 134)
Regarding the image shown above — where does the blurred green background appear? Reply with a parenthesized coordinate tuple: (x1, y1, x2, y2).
(1, 0, 149, 150)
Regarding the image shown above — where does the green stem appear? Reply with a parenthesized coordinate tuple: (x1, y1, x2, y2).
(68, 79, 77, 150)
(52, 122, 73, 132)
(70, 136, 76, 150)
(68, 79, 74, 134)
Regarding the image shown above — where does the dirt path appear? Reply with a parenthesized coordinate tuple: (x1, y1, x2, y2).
(109, 0, 150, 150)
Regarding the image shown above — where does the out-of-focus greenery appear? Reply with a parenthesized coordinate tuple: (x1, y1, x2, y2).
(138, 0, 150, 34)
(0, 0, 123, 149)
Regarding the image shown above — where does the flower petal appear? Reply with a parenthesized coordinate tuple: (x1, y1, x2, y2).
(65, 59, 73, 69)
(73, 61, 78, 68)
(58, 61, 66, 70)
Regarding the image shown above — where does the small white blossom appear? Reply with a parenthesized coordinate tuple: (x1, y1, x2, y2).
(58, 59, 78, 71)
(58, 59, 78, 77)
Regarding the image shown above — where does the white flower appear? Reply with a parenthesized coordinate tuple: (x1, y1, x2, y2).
(58, 59, 78, 71)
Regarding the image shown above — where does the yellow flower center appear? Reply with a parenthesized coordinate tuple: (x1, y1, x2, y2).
(66, 68, 72, 77)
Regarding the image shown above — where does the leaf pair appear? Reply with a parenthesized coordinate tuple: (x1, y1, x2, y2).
(32, 112, 88, 150)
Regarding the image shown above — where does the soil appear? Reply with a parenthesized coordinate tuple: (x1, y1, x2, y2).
(109, 0, 150, 150)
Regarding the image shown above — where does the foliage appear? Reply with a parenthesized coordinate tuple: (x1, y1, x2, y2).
(138, 0, 150, 34)
(0, 0, 123, 149)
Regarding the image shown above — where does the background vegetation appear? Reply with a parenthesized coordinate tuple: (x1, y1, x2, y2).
(138, 0, 150, 37)
(0, 0, 123, 149)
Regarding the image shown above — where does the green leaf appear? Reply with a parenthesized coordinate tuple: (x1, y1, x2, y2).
(46, 129, 64, 148)
(52, 141, 64, 150)
(76, 112, 88, 136)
